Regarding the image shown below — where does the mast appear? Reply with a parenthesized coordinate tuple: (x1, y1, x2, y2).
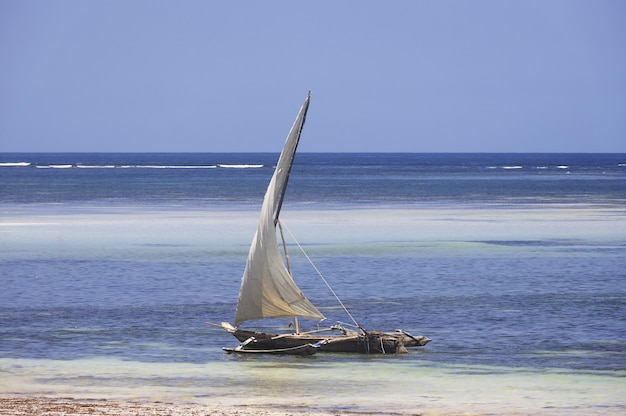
(273, 90, 310, 226)
(278, 219, 300, 334)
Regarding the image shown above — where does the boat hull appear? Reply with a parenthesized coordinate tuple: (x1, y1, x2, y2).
(224, 325, 431, 354)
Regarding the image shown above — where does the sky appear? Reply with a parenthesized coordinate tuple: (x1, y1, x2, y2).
(1, 1, 625, 153)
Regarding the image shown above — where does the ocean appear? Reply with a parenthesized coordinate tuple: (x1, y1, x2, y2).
(1, 153, 625, 414)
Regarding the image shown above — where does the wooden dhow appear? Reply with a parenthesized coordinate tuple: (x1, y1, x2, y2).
(218, 91, 430, 354)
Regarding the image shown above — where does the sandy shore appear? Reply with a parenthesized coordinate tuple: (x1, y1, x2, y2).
(4, 396, 626, 416)
(0, 397, 412, 416)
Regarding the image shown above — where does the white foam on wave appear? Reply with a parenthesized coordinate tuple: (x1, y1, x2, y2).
(217, 164, 264, 168)
(36, 164, 73, 169)
(0, 162, 31, 167)
(118, 165, 217, 169)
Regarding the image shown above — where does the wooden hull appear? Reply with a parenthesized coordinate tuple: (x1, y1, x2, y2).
(222, 323, 431, 354)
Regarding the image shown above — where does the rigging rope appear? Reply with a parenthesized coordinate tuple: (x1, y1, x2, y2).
(280, 221, 362, 330)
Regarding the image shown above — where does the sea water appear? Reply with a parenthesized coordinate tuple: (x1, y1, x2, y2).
(1, 153, 625, 414)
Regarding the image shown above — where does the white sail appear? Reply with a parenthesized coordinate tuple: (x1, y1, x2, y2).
(235, 92, 325, 327)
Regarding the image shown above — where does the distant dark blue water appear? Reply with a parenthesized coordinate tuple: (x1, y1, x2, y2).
(1, 153, 625, 412)
(1, 153, 625, 206)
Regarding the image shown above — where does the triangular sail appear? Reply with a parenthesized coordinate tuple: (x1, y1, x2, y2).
(235, 92, 325, 327)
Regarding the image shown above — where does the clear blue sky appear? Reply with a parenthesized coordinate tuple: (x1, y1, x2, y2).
(1, 1, 625, 152)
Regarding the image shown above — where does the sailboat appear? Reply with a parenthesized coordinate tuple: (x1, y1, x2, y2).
(219, 91, 431, 354)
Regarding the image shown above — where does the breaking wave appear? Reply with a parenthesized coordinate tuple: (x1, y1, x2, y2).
(0, 162, 31, 167)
